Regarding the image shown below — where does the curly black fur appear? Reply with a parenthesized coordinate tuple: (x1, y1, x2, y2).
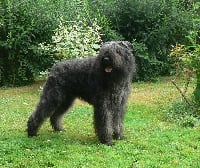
(27, 41, 136, 146)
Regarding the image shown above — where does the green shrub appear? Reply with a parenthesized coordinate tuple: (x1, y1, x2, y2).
(170, 31, 200, 104)
(0, 0, 57, 85)
(132, 39, 161, 81)
(89, 0, 196, 80)
(41, 18, 101, 60)
(0, 0, 101, 86)
(170, 2, 200, 108)
(87, 0, 123, 41)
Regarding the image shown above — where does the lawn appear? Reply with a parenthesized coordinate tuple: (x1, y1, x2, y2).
(0, 77, 199, 168)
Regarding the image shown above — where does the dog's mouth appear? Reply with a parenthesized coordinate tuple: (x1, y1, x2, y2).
(105, 66, 112, 73)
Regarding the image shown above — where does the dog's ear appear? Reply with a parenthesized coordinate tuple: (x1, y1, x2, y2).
(119, 41, 134, 51)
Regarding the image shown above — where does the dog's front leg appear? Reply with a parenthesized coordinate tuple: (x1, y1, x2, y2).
(93, 104, 113, 146)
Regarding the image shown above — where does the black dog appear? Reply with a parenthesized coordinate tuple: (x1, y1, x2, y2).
(27, 41, 136, 146)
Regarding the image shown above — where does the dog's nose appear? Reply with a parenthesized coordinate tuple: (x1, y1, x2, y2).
(102, 57, 111, 66)
(103, 57, 110, 62)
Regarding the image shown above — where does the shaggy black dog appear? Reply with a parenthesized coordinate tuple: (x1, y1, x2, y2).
(27, 41, 136, 146)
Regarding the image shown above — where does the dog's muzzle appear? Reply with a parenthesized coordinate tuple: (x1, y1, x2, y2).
(102, 57, 113, 73)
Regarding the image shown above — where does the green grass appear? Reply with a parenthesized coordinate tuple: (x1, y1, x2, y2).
(0, 78, 200, 168)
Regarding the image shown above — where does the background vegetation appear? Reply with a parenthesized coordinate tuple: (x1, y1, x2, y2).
(1, 0, 199, 85)
(0, 0, 102, 85)
(89, 0, 198, 81)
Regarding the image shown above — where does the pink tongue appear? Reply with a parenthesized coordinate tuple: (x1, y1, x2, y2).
(105, 67, 112, 73)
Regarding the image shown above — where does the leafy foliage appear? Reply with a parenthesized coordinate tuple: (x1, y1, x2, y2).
(170, 30, 200, 104)
(0, 0, 101, 86)
(39, 18, 101, 61)
(0, 0, 199, 85)
(132, 40, 161, 81)
(89, 0, 196, 80)
(87, 0, 124, 41)
(170, 0, 200, 103)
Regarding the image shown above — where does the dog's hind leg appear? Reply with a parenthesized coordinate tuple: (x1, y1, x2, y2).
(50, 97, 74, 132)
(27, 76, 63, 137)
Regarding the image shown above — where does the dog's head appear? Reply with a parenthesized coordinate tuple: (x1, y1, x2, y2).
(98, 41, 135, 78)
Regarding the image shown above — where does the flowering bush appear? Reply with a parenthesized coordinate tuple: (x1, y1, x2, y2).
(170, 30, 200, 104)
(50, 19, 101, 60)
